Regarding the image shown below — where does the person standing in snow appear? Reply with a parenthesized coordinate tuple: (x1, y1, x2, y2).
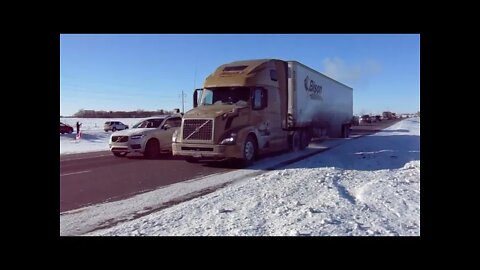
(76, 121, 82, 134)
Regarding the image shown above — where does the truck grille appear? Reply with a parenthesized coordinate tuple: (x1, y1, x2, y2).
(183, 119, 213, 141)
(112, 136, 128, 143)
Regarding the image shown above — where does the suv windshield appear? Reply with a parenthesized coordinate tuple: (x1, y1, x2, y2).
(133, 118, 164, 129)
(200, 87, 250, 106)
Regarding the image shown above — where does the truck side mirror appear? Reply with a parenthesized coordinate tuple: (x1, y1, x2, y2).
(193, 88, 202, 108)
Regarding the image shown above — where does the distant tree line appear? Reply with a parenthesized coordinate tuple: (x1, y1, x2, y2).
(72, 109, 179, 118)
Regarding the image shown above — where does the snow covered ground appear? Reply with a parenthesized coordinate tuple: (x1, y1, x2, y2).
(60, 118, 146, 155)
(82, 117, 420, 236)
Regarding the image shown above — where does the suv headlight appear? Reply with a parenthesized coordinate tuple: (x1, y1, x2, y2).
(220, 133, 237, 145)
(172, 129, 179, 143)
(130, 134, 145, 140)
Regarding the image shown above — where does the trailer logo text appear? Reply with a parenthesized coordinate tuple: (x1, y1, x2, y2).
(304, 76, 323, 101)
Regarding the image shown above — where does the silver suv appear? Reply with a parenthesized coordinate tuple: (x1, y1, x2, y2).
(104, 121, 129, 132)
(109, 115, 182, 158)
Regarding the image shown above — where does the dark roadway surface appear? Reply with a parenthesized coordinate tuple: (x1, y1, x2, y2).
(60, 118, 403, 213)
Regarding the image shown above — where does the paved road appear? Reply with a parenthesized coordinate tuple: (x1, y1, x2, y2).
(60, 118, 403, 213)
(60, 154, 233, 213)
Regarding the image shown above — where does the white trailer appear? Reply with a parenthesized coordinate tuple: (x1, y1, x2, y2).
(287, 61, 353, 138)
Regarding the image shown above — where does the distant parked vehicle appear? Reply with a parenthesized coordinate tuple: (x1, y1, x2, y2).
(383, 111, 395, 120)
(360, 115, 371, 124)
(104, 121, 129, 132)
(60, 122, 73, 134)
(375, 115, 382, 122)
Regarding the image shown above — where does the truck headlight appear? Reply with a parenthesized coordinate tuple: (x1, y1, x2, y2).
(172, 129, 179, 143)
(130, 134, 145, 140)
(220, 133, 237, 145)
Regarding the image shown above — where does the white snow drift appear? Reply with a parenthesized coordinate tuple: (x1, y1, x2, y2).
(60, 118, 146, 155)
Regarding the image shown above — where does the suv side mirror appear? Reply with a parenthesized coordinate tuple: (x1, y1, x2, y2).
(163, 124, 171, 130)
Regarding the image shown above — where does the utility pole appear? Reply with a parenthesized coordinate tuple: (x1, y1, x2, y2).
(180, 90, 187, 114)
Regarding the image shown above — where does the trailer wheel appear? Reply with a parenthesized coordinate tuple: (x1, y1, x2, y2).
(342, 125, 350, 138)
(290, 131, 301, 151)
(300, 130, 309, 150)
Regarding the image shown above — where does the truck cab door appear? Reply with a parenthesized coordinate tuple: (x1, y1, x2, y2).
(251, 87, 284, 152)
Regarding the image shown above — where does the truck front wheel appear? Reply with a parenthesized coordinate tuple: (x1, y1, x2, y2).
(240, 135, 257, 167)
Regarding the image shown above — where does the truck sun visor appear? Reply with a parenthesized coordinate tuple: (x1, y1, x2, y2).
(223, 65, 248, 72)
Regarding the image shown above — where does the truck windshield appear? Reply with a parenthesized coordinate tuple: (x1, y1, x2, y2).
(200, 87, 250, 106)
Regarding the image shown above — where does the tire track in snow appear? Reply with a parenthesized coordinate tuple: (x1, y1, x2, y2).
(331, 173, 356, 205)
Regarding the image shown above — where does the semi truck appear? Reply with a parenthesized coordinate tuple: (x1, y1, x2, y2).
(172, 59, 353, 166)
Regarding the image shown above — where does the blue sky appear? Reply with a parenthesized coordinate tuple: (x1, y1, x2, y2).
(60, 34, 419, 116)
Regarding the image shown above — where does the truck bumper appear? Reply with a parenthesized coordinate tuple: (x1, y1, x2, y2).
(172, 142, 243, 159)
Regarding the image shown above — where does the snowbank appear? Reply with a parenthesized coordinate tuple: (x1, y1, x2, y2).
(60, 118, 146, 155)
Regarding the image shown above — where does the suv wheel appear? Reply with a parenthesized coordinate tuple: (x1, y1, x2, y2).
(113, 152, 127, 157)
(145, 139, 160, 159)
